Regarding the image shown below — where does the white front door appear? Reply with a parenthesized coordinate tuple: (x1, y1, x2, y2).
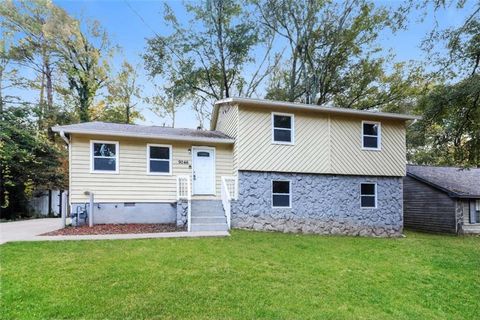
(192, 147, 215, 195)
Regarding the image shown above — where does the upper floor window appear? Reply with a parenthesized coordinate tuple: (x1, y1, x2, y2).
(362, 121, 381, 150)
(360, 183, 377, 208)
(272, 113, 294, 144)
(91, 141, 119, 173)
(147, 144, 172, 175)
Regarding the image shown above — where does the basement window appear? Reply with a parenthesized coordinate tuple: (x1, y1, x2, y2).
(272, 180, 291, 208)
(362, 121, 381, 150)
(272, 113, 294, 144)
(360, 183, 377, 209)
(91, 141, 119, 173)
(147, 144, 172, 175)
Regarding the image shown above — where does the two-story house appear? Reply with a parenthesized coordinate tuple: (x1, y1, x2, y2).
(53, 97, 419, 237)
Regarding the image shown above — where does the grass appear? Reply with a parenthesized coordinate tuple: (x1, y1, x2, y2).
(1, 230, 479, 319)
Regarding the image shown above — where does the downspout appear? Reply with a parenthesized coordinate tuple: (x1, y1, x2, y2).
(60, 130, 70, 145)
(59, 131, 69, 228)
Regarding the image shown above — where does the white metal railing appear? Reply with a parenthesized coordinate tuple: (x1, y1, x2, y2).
(221, 176, 238, 229)
(177, 175, 192, 231)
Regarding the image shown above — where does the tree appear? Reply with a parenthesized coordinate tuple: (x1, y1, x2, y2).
(0, 30, 23, 117)
(144, 0, 276, 127)
(0, 106, 66, 219)
(56, 20, 115, 122)
(146, 84, 185, 127)
(102, 61, 143, 124)
(256, 0, 413, 110)
(0, 0, 74, 134)
(407, 1, 480, 166)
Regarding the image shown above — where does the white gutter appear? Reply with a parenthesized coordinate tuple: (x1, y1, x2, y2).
(214, 97, 422, 121)
(51, 128, 235, 144)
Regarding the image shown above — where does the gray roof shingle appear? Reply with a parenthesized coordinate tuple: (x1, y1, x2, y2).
(52, 122, 234, 143)
(407, 165, 480, 198)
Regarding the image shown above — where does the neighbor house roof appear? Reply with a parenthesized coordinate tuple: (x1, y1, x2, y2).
(52, 122, 234, 144)
(407, 165, 480, 198)
(211, 97, 421, 130)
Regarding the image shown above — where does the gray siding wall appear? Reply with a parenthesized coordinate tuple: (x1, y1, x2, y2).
(71, 202, 177, 224)
(403, 176, 457, 233)
(232, 171, 403, 237)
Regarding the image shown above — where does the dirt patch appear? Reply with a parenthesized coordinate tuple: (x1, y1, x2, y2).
(41, 224, 184, 236)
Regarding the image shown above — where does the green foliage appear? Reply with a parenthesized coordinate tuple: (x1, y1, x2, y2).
(408, 75, 480, 166)
(407, 3, 480, 167)
(144, 0, 270, 126)
(257, 0, 408, 109)
(56, 20, 115, 122)
(1, 231, 479, 318)
(102, 61, 144, 124)
(0, 107, 67, 219)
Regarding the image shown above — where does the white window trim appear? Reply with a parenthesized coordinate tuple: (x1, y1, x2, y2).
(90, 140, 119, 174)
(147, 144, 172, 176)
(272, 112, 295, 145)
(272, 180, 292, 208)
(361, 121, 381, 151)
(360, 182, 377, 209)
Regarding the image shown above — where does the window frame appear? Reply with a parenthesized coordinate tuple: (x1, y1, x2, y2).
(360, 182, 377, 209)
(361, 121, 382, 151)
(271, 112, 295, 145)
(90, 140, 119, 174)
(146, 144, 172, 176)
(271, 180, 292, 208)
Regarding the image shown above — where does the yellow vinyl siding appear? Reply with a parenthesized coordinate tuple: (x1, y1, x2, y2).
(330, 117, 406, 176)
(237, 106, 330, 173)
(70, 134, 233, 203)
(216, 104, 239, 172)
(234, 106, 406, 176)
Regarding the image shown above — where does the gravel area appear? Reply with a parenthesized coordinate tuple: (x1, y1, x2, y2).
(41, 224, 183, 236)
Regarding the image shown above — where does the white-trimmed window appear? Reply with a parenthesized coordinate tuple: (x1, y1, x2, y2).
(147, 144, 172, 175)
(272, 180, 291, 208)
(272, 113, 294, 144)
(362, 121, 381, 150)
(360, 183, 377, 208)
(90, 140, 119, 173)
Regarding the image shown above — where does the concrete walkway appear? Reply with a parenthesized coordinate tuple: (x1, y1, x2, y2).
(0, 218, 229, 244)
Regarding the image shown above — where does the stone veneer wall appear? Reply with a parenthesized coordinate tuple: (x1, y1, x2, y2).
(231, 171, 403, 237)
(176, 200, 188, 228)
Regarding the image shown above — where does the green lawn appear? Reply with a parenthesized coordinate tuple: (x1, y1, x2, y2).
(1, 231, 479, 319)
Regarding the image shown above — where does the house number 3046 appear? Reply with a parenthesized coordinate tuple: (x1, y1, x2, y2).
(178, 160, 189, 165)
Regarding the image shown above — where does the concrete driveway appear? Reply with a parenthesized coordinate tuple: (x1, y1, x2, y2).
(0, 218, 63, 244)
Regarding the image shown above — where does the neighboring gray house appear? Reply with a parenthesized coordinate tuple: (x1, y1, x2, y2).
(404, 165, 480, 234)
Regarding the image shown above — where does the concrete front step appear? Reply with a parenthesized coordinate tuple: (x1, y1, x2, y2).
(191, 223, 229, 231)
(190, 200, 227, 231)
(191, 209, 225, 217)
(191, 216, 226, 224)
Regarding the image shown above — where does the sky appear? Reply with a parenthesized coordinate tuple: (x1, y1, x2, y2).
(37, 1, 476, 128)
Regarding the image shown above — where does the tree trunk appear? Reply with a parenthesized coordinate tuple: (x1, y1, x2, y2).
(45, 61, 55, 141)
(289, 52, 297, 102)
